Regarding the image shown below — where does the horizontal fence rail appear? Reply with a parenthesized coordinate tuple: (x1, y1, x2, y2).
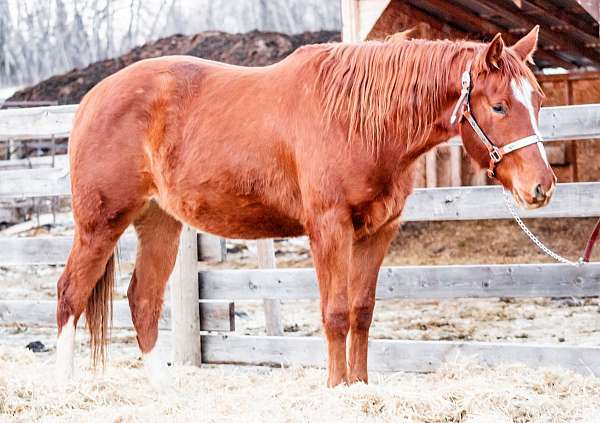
(0, 105, 76, 141)
(0, 300, 235, 332)
(1, 104, 599, 142)
(539, 104, 600, 141)
(1, 171, 598, 220)
(0, 235, 137, 265)
(199, 263, 600, 300)
(0, 232, 225, 264)
(0, 166, 70, 198)
(201, 335, 600, 375)
(3, 240, 598, 299)
(0, 154, 68, 171)
(404, 182, 600, 221)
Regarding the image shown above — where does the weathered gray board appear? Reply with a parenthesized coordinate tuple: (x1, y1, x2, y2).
(404, 182, 600, 221)
(0, 233, 225, 264)
(0, 235, 137, 265)
(1, 169, 599, 221)
(202, 335, 600, 375)
(1, 103, 598, 142)
(0, 154, 68, 170)
(0, 300, 235, 332)
(0, 166, 70, 198)
(200, 262, 600, 300)
(539, 103, 600, 141)
(0, 212, 72, 236)
(0, 105, 76, 141)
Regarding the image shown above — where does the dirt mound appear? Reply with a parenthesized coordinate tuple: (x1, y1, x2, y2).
(8, 30, 340, 104)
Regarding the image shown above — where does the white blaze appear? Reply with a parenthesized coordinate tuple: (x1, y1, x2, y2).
(56, 315, 76, 384)
(510, 78, 550, 167)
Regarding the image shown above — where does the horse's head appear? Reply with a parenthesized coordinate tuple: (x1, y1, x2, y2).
(454, 26, 556, 209)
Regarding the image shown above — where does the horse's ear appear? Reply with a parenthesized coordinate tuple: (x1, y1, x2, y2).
(482, 33, 505, 70)
(511, 25, 539, 65)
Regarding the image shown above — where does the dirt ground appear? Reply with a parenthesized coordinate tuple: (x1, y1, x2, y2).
(262, 218, 600, 268)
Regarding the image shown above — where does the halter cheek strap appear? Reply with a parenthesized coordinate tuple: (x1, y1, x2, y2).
(450, 65, 544, 178)
(449, 70, 471, 126)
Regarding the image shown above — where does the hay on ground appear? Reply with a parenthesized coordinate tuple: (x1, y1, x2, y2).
(1, 346, 600, 422)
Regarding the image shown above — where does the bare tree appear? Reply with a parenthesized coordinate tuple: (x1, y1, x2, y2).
(0, 0, 341, 89)
(0, 0, 14, 86)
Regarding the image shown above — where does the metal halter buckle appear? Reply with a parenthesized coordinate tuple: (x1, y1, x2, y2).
(461, 70, 470, 88)
(489, 147, 502, 163)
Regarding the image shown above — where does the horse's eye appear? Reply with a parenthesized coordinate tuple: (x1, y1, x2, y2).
(491, 104, 507, 115)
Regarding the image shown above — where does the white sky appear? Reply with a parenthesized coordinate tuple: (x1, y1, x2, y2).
(6, 0, 341, 43)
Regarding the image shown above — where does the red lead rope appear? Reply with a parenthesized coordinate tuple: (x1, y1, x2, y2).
(582, 217, 600, 263)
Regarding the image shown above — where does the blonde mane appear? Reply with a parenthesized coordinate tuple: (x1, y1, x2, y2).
(314, 37, 540, 155)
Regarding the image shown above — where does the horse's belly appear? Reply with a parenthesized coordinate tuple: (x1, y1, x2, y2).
(171, 196, 305, 240)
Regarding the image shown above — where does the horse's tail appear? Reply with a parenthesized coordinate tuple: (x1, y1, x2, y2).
(86, 251, 116, 368)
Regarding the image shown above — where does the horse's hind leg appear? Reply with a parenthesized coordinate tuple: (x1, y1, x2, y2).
(128, 201, 181, 386)
(56, 182, 145, 382)
(56, 222, 131, 381)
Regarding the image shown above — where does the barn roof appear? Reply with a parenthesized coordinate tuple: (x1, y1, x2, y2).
(393, 0, 600, 69)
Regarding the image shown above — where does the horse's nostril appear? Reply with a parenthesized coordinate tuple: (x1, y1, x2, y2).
(534, 184, 546, 202)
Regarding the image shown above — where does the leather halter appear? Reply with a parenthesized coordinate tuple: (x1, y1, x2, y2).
(450, 64, 543, 178)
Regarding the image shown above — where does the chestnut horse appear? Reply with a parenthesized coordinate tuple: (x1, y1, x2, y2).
(56, 26, 555, 387)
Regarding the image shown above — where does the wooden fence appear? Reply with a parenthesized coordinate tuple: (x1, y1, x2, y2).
(1, 104, 599, 374)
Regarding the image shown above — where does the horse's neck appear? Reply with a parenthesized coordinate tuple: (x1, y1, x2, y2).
(398, 64, 465, 161)
(309, 40, 469, 168)
(386, 54, 466, 156)
(380, 104, 462, 185)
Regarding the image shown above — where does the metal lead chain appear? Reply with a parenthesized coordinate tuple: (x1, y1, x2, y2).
(502, 189, 581, 267)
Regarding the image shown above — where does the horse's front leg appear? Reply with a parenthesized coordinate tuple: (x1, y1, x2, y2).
(307, 208, 353, 387)
(348, 220, 399, 383)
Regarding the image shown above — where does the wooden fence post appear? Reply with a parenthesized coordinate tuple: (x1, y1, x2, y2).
(198, 233, 226, 262)
(425, 149, 437, 188)
(170, 224, 202, 366)
(257, 239, 283, 336)
(471, 169, 488, 186)
(341, 0, 360, 42)
(450, 144, 462, 187)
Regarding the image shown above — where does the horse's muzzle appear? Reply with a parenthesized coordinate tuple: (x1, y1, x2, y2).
(514, 181, 555, 210)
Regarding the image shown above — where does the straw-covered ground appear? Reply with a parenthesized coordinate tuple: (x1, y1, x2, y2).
(2, 345, 600, 423)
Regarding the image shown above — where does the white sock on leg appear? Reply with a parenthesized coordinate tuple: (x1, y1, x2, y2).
(56, 315, 76, 384)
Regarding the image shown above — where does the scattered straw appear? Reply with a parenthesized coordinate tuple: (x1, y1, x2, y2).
(1, 346, 600, 422)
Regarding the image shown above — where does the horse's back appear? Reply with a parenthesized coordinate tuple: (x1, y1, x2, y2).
(70, 54, 281, 164)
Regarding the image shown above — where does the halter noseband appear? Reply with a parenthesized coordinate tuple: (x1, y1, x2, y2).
(450, 64, 543, 178)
